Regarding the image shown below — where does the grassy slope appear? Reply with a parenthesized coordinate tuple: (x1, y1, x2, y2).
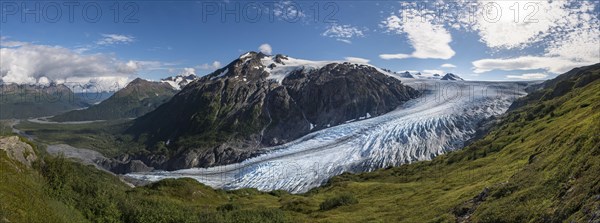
(305, 79, 599, 222)
(2, 74, 599, 222)
(0, 136, 301, 223)
(0, 138, 88, 223)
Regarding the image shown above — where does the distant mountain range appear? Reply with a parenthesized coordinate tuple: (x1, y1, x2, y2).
(161, 73, 198, 90)
(50, 78, 177, 122)
(0, 83, 111, 119)
(441, 73, 464, 81)
(391, 71, 464, 80)
(125, 52, 419, 169)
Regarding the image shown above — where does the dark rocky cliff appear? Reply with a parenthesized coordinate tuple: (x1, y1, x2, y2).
(126, 52, 419, 170)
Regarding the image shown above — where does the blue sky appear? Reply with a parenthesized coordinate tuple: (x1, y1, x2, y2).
(1, 0, 599, 87)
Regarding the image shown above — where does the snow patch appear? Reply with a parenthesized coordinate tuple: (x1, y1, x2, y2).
(259, 56, 389, 84)
(211, 68, 229, 80)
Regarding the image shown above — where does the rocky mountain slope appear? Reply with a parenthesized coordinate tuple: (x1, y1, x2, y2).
(129, 80, 525, 192)
(51, 78, 177, 122)
(126, 52, 419, 169)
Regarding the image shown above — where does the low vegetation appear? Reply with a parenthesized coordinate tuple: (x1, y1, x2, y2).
(319, 193, 359, 211)
(14, 120, 142, 157)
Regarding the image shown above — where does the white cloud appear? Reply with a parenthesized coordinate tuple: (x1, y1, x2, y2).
(441, 63, 456, 68)
(344, 57, 370, 64)
(0, 39, 27, 47)
(196, 61, 222, 70)
(0, 41, 139, 89)
(422, 69, 444, 76)
(383, 1, 599, 75)
(322, 24, 365, 39)
(469, 1, 599, 75)
(336, 39, 352, 44)
(96, 34, 135, 45)
(212, 61, 221, 68)
(258, 43, 272, 54)
(468, 1, 597, 50)
(379, 53, 411, 60)
(179, 68, 196, 76)
(545, 24, 600, 61)
(273, 1, 306, 21)
(506, 73, 548, 80)
(381, 15, 455, 60)
(472, 56, 593, 74)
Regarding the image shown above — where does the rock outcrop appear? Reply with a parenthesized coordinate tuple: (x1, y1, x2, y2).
(0, 136, 37, 168)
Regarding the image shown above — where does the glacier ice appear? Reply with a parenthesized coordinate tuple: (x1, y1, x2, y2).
(127, 79, 527, 193)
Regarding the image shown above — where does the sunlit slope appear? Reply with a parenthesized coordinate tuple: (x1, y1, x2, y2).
(304, 73, 600, 222)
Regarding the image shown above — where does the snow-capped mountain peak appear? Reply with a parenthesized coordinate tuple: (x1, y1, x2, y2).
(260, 54, 334, 83)
(220, 51, 413, 83)
(398, 71, 415, 78)
(161, 73, 198, 90)
(441, 73, 464, 81)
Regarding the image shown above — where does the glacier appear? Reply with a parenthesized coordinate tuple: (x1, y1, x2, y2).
(127, 79, 527, 193)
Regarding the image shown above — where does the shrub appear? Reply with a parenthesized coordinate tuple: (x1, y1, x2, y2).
(280, 197, 313, 213)
(217, 203, 241, 212)
(224, 209, 288, 223)
(319, 193, 358, 211)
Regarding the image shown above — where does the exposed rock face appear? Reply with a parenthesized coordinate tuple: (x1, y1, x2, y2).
(111, 160, 154, 174)
(270, 63, 419, 141)
(0, 136, 37, 168)
(126, 52, 420, 170)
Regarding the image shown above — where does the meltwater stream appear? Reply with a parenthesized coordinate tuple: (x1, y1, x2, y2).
(127, 80, 526, 193)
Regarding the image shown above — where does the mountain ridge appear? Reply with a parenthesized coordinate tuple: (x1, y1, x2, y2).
(125, 51, 419, 169)
(50, 78, 177, 122)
